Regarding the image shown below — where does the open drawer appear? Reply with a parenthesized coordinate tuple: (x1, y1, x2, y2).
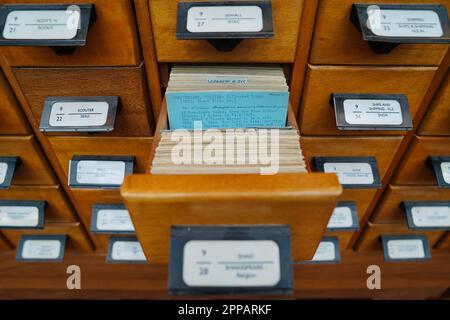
(121, 100, 342, 263)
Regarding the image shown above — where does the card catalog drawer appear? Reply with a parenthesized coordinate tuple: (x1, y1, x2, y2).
(310, 0, 449, 66)
(13, 65, 154, 136)
(299, 65, 436, 135)
(393, 136, 450, 185)
(356, 222, 444, 252)
(0, 136, 56, 186)
(302, 136, 403, 181)
(0, 71, 30, 135)
(436, 232, 450, 251)
(0, 185, 77, 222)
(149, 0, 303, 62)
(371, 185, 450, 223)
(0, 0, 141, 67)
(419, 73, 450, 136)
(48, 136, 153, 179)
(2, 222, 93, 252)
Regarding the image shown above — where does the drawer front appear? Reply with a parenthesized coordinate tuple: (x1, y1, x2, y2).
(324, 230, 355, 251)
(393, 135, 450, 185)
(310, 0, 449, 66)
(149, 0, 303, 62)
(302, 136, 403, 181)
(419, 73, 450, 136)
(2, 222, 93, 252)
(356, 222, 444, 251)
(0, 135, 56, 186)
(13, 65, 154, 136)
(48, 136, 153, 179)
(436, 232, 450, 251)
(0, 185, 77, 222)
(0, 0, 141, 67)
(371, 185, 450, 223)
(299, 65, 436, 135)
(0, 72, 30, 135)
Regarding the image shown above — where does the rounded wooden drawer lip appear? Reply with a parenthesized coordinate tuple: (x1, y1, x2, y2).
(0, 0, 141, 67)
(371, 185, 450, 224)
(149, 0, 303, 63)
(0, 185, 77, 223)
(356, 222, 445, 252)
(0, 135, 56, 186)
(299, 65, 436, 136)
(13, 65, 154, 137)
(393, 135, 450, 186)
(310, 0, 449, 66)
(1, 221, 94, 252)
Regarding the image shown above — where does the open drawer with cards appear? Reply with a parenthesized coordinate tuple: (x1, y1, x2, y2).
(149, 0, 303, 62)
(13, 64, 154, 136)
(0, 0, 141, 67)
(0, 135, 56, 187)
(299, 65, 436, 135)
(309, 0, 450, 66)
(1, 221, 93, 253)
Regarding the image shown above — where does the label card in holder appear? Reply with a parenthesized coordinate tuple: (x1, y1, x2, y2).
(0, 200, 45, 229)
(403, 201, 450, 230)
(0, 4, 97, 54)
(428, 156, 450, 188)
(0, 157, 19, 189)
(314, 157, 381, 189)
(107, 236, 147, 264)
(17, 235, 66, 262)
(40, 97, 120, 133)
(330, 94, 412, 131)
(169, 226, 293, 295)
(91, 204, 135, 234)
(381, 235, 431, 262)
(68, 155, 134, 189)
(326, 201, 360, 231)
(300, 237, 341, 264)
(351, 4, 450, 53)
(176, 1, 274, 52)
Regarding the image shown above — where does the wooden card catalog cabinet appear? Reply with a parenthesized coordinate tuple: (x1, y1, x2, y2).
(121, 173, 342, 263)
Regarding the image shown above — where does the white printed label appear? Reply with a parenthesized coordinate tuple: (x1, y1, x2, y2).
(110, 241, 146, 262)
(3, 10, 80, 40)
(327, 206, 354, 229)
(183, 240, 280, 287)
(386, 239, 425, 259)
(96, 209, 134, 232)
(440, 162, 450, 184)
(21, 239, 62, 260)
(411, 206, 450, 228)
(49, 102, 109, 127)
(187, 6, 263, 33)
(0, 162, 8, 184)
(368, 9, 443, 37)
(323, 162, 374, 185)
(0, 206, 40, 227)
(75, 161, 126, 185)
(312, 241, 336, 261)
(343, 99, 403, 125)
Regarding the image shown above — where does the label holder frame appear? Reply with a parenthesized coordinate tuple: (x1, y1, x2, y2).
(16, 234, 66, 262)
(0, 156, 19, 189)
(403, 201, 450, 231)
(427, 156, 450, 188)
(380, 234, 431, 262)
(326, 201, 360, 232)
(299, 237, 341, 265)
(90, 204, 135, 235)
(0, 200, 45, 230)
(106, 236, 148, 264)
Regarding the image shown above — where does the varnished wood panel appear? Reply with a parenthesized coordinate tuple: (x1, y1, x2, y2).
(371, 185, 450, 224)
(393, 135, 450, 185)
(0, 71, 30, 135)
(0, 135, 56, 186)
(436, 232, 450, 251)
(310, 0, 449, 66)
(356, 222, 445, 251)
(419, 73, 450, 136)
(48, 137, 153, 179)
(299, 65, 436, 135)
(122, 173, 342, 262)
(149, 0, 303, 62)
(2, 222, 93, 252)
(0, 232, 11, 251)
(0, 0, 142, 67)
(13, 65, 154, 136)
(0, 185, 77, 222)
